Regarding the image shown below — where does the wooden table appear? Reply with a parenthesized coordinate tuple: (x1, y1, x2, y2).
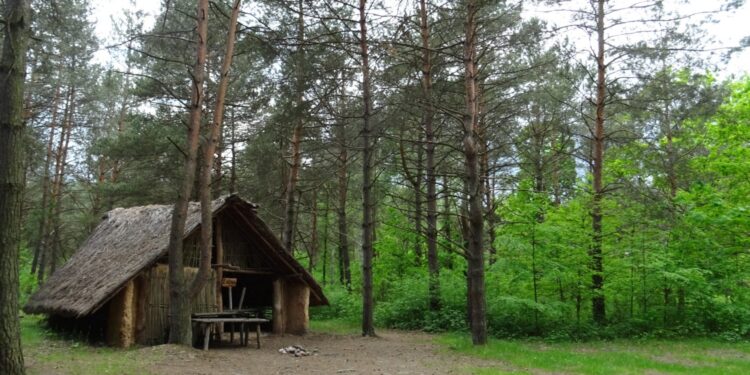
(192, 317, 269, 350)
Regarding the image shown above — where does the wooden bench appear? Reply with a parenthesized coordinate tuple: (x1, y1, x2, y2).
(192, 317, 269, 350)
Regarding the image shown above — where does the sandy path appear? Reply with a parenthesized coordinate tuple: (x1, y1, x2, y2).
(144, 330, 508, 375)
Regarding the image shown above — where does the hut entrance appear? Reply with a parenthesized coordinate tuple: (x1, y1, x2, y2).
(220, 273, 273, 318)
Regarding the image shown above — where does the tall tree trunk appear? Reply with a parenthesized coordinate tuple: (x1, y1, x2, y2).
(336, 118, 351, 289)
(463, 0, 487, 345)
(359, 0, 376, 337)
(591, 0, 606, 325)
(31, 83, 61, 276)
(415, 142, 424, 261)
(167, 0, 209, 346)
(229, 108, 237, 194)
(0, 0, 30, 373)
(309, 188, 318, 271)
(110, 41, 133, 190)
(420, 0, 440, 312)
(397, 132, 422, 262)
(190, 0, 241, 299)
(322, 190, 330, 284)
(282, 0, 306, 254)
(479, 131, 497, 264)
(49, 84, 76, 277)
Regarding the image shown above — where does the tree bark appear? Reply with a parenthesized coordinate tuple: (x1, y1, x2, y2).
(49, 84, 76, 277)
(591, 0, 606, 325)
(229, 108, 237, 194)
(0, 0, 31, 373)
(167, 0, 209, 346)
(189, 0, 241, 299)
(336, 112, 351, 289)
(359, 0, 376, 337)
(31, 83, 60, 277)
(463, 0, 487, 345)
(419, 0, 440, 312)
(309, 188, 318, 270)
(282, 0, 306, 254)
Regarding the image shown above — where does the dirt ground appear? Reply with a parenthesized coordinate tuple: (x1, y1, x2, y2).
(144, 330, 507, 375)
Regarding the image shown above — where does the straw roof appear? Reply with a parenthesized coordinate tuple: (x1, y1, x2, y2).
(25, 195, 327, 317)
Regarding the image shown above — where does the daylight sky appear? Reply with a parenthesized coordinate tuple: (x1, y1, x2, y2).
(90, 0, 750, 77)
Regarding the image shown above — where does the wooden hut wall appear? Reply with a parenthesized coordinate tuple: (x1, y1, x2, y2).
(141, 264, 217, 345)
(183, 230, 202, 268)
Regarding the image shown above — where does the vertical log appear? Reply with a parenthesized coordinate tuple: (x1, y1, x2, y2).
(336, 81, 351, 289)
(591, 0, 606, 325)
(32, 83, 61, 276)
(463, 0, 487, 345)
(167, 0, 209, 346)
(282, 0, 306, 254)
(190, 0, 241, 299)
(229, 108, 237, 194)
(49, 84, 76, 276)
(419, 0, 440, 311)
(309, 188, 318, 271)
(272, 279, 285, 334)
(358, 0, 376, 337)
(215, 217, 224, 318)
(0, 0, 31, 372)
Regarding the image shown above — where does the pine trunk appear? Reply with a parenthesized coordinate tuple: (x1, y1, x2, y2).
(190, 0, 240, 299)
(31, 83, 60, 276)
(336, 118, 351, 289)
(167, 0, 209, 345)
(359, 0, 376, 337)
(49, 85, 76, 277)
(463, 0, 487, 345)
(282, 0, 306, 254)
(420, 0, 440, 312)
(0, 0, 30, 373)
(591, 0, 606, 325)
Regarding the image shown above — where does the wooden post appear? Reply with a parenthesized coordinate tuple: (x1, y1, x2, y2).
(134, 274, 149, 344)
(272, 279, 285, 334)
(284, 282, 310, 334)
(203, 324, 211, 350)
(215, 218, 224, 334)
(238, 287, 246, 310)
(106, 280, 136, 347)
(256, 322, 261, 348)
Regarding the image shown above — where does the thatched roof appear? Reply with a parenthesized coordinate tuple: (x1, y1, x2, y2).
(25, 195, 327, 317)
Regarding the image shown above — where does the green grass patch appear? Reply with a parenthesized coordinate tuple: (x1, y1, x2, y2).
(310, 318, 361, 334)
(439, 334, 750, 374)
(21, 314, 160, 375)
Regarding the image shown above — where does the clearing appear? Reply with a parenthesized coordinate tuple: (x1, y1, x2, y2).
(22, 317, 750, 374)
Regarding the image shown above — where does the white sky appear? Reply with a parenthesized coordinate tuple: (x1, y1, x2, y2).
(90, 0, 749, 77)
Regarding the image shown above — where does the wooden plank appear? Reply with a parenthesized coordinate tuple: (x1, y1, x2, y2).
(221, 278, 237, 288)
(222, 268, 275, 275)
(192, 318, 269, 323)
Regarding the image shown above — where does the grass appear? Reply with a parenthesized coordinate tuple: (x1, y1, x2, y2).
(21, 315, 750, 374)
(439, 334, 750, 375)
(309, 318, 361, 334)
(21, 314, 159, 375)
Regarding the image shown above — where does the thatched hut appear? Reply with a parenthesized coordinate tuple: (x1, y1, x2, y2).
(24, 195, 327, 347)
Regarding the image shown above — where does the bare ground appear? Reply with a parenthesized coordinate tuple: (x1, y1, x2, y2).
(143, 330, 510, 375)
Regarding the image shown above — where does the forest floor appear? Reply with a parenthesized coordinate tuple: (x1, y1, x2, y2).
(21, 316, 750, 375)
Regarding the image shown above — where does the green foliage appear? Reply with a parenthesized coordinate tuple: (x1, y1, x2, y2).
(18, 246, 38, 307)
